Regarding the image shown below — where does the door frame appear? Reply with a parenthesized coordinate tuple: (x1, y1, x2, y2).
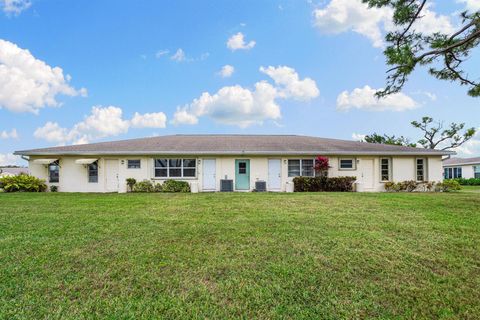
(202, 158, 216, 191)
(235, 159, 250, 191)
(105, 159, 119, 192)
(361, 158, 375, 190)
(268, 158, 282, 191)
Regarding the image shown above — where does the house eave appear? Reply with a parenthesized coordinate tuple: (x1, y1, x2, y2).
(443, 161, 480, 167)
(14, 150, 455, 156)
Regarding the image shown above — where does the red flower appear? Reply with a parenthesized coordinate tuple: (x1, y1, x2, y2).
(314, 156, 330, 173)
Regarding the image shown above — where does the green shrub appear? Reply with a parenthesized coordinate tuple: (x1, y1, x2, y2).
(50, 185, 58, 192)
(154, 182, 163, 192)
(162, 179, 191, 193)
(0, 174, 47, 192)
(398, 180, 418, 192)
(126, 178, 137, 192)
(384, 181, 399, 192)
(293, 176, 356, 192)
(436, 180, 461, 192)
(133, 180, 154, 193)
(450, 178, 480, 186)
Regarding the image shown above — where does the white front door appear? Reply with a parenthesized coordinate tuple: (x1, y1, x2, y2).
(268, 159, 281, 191)
(105, 159, 119, 192)
(202, 159, 216, 191)
(362, 159, 374, 189)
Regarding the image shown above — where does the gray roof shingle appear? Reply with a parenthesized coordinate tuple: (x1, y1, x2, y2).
(443, 157, 480, 166)
(14, 134, 454, 156)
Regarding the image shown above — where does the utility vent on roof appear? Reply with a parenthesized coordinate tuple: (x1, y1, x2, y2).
(255, 181, 267, 192)
(220, 179, 233, 192)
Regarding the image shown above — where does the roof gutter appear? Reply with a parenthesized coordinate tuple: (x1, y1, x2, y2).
(14, 150, 455, 156)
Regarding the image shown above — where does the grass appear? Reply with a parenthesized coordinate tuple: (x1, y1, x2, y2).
(1, 191, 479, 319)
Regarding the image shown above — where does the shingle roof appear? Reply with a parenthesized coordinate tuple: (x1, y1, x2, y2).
(14, 134, 454, 156)
(443, 157, 480, 166)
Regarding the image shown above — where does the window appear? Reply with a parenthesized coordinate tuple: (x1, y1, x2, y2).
(288, 159, 314, 177)
(88, 162, 98, 183)
(154, 158, 196, 178)
(454, 167, 462, 179)
(339, 158, 355, 170)
(127, 159, 141, 169)
(474, 166, 480, 179)
(48, 161, 59, 183)
(444, 167, 463, 179)
(380, 158, 391, 181)
(416, 158, 426, 181)
(302, 159, 314, 176)
(238, 162, 247, 174)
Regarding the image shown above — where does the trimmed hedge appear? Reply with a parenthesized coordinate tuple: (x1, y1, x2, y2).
(384, 180, 461, 192)
(0, 174, 47, 192)
(131, 179, 190, 193)
(293, 176, 356, 192)
(449, 178, 480, 186)
(162, 179, 190, 193)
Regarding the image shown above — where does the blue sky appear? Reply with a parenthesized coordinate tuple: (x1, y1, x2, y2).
(0, 0, 479, 165)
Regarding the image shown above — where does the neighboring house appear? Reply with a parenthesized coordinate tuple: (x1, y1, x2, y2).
(443, 157, 480, 179)
(0, 167, 29, 178)
(14, 135, 452, 193)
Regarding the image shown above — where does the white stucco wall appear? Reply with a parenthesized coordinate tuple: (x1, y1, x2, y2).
(28, 154, 445, 193)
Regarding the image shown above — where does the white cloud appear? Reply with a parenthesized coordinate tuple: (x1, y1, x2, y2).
(1, 0, 31, 15)
(172, 107, 199, 125)
(457, 0, 480, 12)
(218, 64, 235, 78)
(34, 106, 167, 145)
(454, 128, 480, 156)
(0, 153, 20, 166)
(259, 66, 319, 100)
(337, 85, 418, 112)
(0, 128, 18, 139)
(0, 39, 87, 114)
(352, 133, 366, 141)
(171, 48, 186, 62)
(172, 66, 319, 127)
(131, 112, 167, 128)
(313, 0, 454, 48)
(155, 49, 169, 58)
(226, 32, 256, 51)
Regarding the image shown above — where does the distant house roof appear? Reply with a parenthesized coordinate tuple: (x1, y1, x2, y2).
(443, 157, 480, 166)
(0, 167, 29, 175)
(14, 134, 454, 156)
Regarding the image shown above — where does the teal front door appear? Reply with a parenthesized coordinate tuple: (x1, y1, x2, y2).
(235, 159, 250, 190)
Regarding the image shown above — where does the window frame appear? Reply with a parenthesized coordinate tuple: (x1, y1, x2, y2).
(338, 158, 356, 171)
(415, 158, 427, 182)
(445, 166, 463, 179)
(48, 160, 60, 183)
(474, 166, 480, 179)
(88, 161, 99, 183)
(287, 159, 315, 177)
(127, 159, 141, 169)
(380, 157, 392, 182)
(153, 158, 197, 179)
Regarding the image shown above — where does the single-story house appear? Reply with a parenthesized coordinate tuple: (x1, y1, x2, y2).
(14, 134, 453, 193)
(443, 157, 480, 179)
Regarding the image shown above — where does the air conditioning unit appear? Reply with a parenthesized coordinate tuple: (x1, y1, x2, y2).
(255, 181, 267, 192)
(220, 179, 234, 192)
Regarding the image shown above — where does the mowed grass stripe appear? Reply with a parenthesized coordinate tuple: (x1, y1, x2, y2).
(0, 192, 479, 319)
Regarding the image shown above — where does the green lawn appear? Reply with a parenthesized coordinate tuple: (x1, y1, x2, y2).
(1, 192, 479, 319)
